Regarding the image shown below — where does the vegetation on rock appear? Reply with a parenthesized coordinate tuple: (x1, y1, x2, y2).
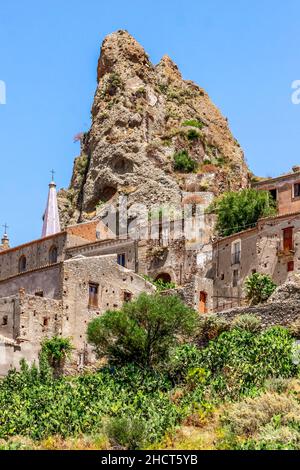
(244, 273, 277, 305)
(209, 188, 277, 237)
(173, 150, 198, 173)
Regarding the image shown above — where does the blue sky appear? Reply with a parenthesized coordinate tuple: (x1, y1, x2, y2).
(0, 0, 300, 246)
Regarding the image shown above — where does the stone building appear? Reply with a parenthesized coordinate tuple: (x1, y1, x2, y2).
(253, 165, 300, 215)
(205, 168, 300, 312)
(0, 179, 155, 375)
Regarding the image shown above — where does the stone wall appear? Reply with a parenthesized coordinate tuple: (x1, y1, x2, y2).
(217, 300, 300, 328)
(0, 264, 63, 299)
(61, 254, 155, 363)
(0, 292, 62, 376)
(0, 232, 67, 281)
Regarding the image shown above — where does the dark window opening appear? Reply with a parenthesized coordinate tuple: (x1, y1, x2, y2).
(35, 291, 44, 297)
(49, 246, 58, 264)
(117, 253, 126, 267)
(269, 188, 277, 201)
(124, 291, 133, 303)
(155, 273, 172, 283)
(43, 317, 49, 327)
(2, 315, 8, 326)
(89, 282, 99, 307)
(231, 241, 241, 265)
(294, 183, 300, 198)
(233, 269, 239, 287)
(283, 227, 294, 252)
(18, 255, 27, 273)
(288, 261, 294, 272)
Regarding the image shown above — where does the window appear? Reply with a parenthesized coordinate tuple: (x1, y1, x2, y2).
(2, 315, 8, 326)
(231, 241, 241, 265)
(35, 291, 44, 297)
(18, 255, 26, 273)
(124, 291, 133, 303)
(43, 317, 49, 327)
(233, 269, 239, 287)
(88, 282, 99, 307)
(49, 246, 58, 264)
(287, 261, 294, 272)
(117, 253, 126, 267)
(269, 188, 277, 201)
(294, 183, 300, 198)
(283, 227, 294, 252)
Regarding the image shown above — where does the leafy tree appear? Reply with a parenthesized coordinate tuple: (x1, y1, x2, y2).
(244, 273, 277, 305)
(41, 336, 73, 377)
(87, 293, 197, 369)
(173, 150, 197, 173)
(209, 188, 277, 237)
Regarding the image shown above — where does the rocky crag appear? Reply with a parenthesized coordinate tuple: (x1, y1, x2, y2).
(58, 30, 250, 227)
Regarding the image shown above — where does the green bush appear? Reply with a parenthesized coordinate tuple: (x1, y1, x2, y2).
(173, 150, 197, 173)
(244, 273, 277, 305)
(231, 314, 262, 333)
(209, 188, 277, 237)
(106, 416, 148, 450)
(41, 336, 73, 377)
(87, 293, 198, 369)
(199, 326, 297, 398)
(196, 314, 230, 347)
(187, 129, 200, 141)
(182, 119, 204, 129)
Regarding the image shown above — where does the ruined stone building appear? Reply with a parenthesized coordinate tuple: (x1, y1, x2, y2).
(209, 167, 300, 312)
(0, 179, 155, 375)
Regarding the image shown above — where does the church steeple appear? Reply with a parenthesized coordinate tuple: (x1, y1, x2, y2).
(41, 172, 61, 238)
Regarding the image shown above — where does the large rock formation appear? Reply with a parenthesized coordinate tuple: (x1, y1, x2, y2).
(58, 30, 250, 227)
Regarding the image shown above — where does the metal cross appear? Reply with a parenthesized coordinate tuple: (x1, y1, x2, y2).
(2, 223, 8, 234)
(51, 169, 55, 181)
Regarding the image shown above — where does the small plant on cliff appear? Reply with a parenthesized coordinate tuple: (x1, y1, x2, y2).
(173, 150, 197, 173)
(87, 293, 197, 369)
(182, 119, 204, 129)
(106, 72, 123, 96)
(244, 273, 277, 306)
(187, 129, 200, 141)
(41, 336, 73, 378)
(209, 188, 277, 237)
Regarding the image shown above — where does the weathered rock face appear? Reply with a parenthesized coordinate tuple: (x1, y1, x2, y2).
(58, 30, 250, 227)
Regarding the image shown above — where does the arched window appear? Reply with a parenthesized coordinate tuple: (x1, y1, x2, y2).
(49, 246, 58, 264)
(18, 255, 27, 273)
(155, 273, 172, 284)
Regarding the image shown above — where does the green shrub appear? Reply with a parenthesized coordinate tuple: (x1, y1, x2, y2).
(187, 129, 200, 141)
(231, 314, 262, 333)
(106, 416, 148, 450)
(199, 326, 297, 398)
(209, 188, 277, 237)
(87, 293, 198, 369)
(182, 119, 204, 129)
(173, 150, 197, 173)
(196, 314, 230, 347)
(244, 273, 277, 305)
(41, 336, 73, 377)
